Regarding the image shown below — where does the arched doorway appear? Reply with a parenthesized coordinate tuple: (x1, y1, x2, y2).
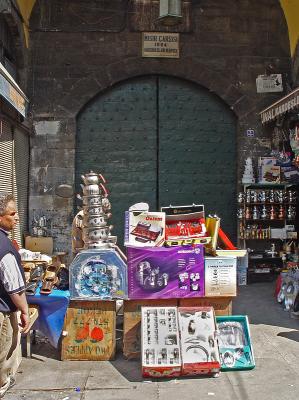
(76, 75, 237, 245)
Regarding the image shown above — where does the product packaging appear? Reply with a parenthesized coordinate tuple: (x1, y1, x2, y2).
(127, 244, 205, 299)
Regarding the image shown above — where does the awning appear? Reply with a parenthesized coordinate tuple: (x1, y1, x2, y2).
(0, 63, 28, 118)
(260, 87, 299, 124)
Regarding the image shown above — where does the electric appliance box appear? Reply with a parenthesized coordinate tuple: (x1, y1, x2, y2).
(124, 211, 165, 247)
(141, 306, 182, 378)
(127, 244, 205, 299)
(178, 306, 221, 376)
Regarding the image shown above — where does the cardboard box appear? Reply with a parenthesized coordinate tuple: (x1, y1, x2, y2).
(141, 306, 181, 378)
(124, 211, 165, 247)
(216, 315, 255, 371)
(61, 300, 116, 361)
(127, 245, 205, 299)
(160, 204, 207, 242)
(258, 157, 280, 183)
(123, 299, 178, 359)
(205, 257, 237, 297)
(178, 307, 221, 376)
(25, 236, 53, 255)
(178, 297, 233, 316)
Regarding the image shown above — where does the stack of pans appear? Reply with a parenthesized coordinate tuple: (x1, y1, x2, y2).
(78, 171, 116, 249)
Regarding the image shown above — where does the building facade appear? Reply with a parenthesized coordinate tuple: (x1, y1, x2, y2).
(2, 0, 299, 256)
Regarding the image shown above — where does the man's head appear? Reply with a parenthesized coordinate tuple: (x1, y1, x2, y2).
(0, 193, 19, 232)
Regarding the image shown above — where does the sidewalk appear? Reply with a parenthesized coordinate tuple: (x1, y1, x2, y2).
(5, 281, 299, 400)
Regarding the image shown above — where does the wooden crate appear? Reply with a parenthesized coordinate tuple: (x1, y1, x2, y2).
(123, 299, 178, 359)
(61, 300, 116, 361)
(178, 297, 233, 316)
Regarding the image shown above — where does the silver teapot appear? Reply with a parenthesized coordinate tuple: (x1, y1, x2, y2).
(81, 171, 106, 186)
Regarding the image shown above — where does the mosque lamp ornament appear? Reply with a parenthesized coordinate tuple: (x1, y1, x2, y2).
(159, 0, 182, 26)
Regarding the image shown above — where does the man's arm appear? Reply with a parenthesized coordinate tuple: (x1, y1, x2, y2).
(9, 291, 30, 334)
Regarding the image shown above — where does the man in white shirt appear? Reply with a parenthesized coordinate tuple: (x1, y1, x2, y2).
(0, 193, 30, 398)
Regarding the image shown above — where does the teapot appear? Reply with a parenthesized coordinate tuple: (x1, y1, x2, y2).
(81, 171, 106, 186)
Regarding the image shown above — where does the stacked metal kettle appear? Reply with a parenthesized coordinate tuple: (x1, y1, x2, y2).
(78, 171, 115, 249)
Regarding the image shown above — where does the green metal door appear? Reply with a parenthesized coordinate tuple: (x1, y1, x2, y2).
(158, 77, 237, 240)
(76, 77, 158, 244)
(76, 76, 237, 245)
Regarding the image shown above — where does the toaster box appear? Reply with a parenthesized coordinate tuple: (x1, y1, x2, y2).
(178, 306, 221, 376)
(127, 245, 205, 299)
(124, 211, 165, 247)
(216, 315, 255, 371)
(205, 257, 237, 297)
(141, 306, 182, 378)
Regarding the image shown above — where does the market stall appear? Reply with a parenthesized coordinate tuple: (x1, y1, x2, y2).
(22, 170, 254, 378)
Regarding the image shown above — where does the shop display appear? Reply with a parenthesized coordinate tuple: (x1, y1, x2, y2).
(258, 157, 281, 183)
(127, 244, 204, 299)
(205, 257, 237, 297)
(77, 171, 115, 249)
(242, 157, 255, 184)
(160, 204, 209, 246)
(178, 307, 220, 376)
(277, 268, 299, 312)
(141, 306, 182, 378)
(238, 183, 298, 281)
(216, 316, 255, 371)
(123, 299, 178, 359)
(69, 249, 127, 300)
(124, 206, 165, 247)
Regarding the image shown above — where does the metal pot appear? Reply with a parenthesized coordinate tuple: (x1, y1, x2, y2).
(82, 226, 112, 241)
(80, 184, 100, 196)
(81, 172, 106, 186)
(83, 214, 108, 228)
(82, 195, 103, 206)
(84, 241, 110, 250)
(82, 205, 105, 215)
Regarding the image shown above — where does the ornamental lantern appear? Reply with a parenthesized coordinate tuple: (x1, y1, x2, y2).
(159, 0, 182, 26)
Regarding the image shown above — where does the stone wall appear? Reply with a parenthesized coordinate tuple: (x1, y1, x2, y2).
(27, 0, 292, 256)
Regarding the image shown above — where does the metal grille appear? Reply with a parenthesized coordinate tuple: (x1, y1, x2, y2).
(13, 128, 29, 246)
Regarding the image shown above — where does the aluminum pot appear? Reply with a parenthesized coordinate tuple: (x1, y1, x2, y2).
(81, 172, 106, 186)
(82, 195, 103, 206)
(82, 226, 112, 241)
(82, 205, 106, 215)
(83, 214, 108, 228)
(80, 184, 100, 196)
(84, 241, 110, 250)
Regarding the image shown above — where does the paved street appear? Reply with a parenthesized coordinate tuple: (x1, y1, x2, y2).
(5, 281, 299, 400)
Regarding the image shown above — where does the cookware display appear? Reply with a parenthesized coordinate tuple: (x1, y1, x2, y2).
(78, 170, 113, 249)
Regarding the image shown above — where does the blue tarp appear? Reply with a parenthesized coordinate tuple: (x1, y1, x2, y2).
(27, 287, 70, 348)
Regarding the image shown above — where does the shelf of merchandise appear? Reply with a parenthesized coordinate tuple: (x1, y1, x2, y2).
(238, 183, 298, 279)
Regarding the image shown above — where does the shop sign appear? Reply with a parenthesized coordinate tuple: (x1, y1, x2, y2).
(256, 74, 283, 93)
(142, 32, 179, 58)
(245, 128, 255, 137)
(260, 87, 299, 124)
(0, 63, 28, 117)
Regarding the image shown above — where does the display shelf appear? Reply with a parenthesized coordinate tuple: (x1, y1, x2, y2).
(238, 183, 298, 279)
